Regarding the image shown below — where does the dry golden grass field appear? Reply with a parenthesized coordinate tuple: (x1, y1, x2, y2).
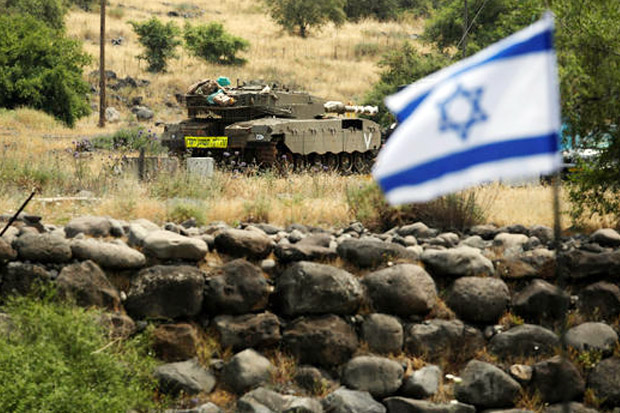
(0, 1, 614, 231)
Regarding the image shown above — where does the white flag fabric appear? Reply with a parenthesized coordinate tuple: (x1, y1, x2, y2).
(372, 13, 561, 205)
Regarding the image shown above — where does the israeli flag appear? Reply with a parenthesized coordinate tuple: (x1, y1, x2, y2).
(373, 13, 561, 205)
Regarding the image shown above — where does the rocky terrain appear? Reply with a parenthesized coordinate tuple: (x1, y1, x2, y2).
(1, 213, 620, 413)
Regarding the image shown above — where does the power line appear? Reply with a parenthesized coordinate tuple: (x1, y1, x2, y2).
(456, 0, 492, 53)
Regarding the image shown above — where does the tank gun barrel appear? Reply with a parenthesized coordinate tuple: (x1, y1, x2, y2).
(324, 101, 378, 116)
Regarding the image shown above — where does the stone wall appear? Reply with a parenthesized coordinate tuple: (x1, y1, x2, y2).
(1, 213, 619, 413)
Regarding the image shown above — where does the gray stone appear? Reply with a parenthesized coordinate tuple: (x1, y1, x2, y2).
(588, 357, 620, 408)
(459, 235, 488, 250)
(153, 323, 199, 362)
(98, 312, 136, 339)
(447, 277, 510, 324)
(422, 246, 494, 277)
(400, 365, 442, 399)
(337, 239, 418, 269)
(283, 397, 323, 413)
(294, 366, 331, 393)
(363, 264, 437, 317)
(274, 243, 337, 263)
(578, 281, 620, 319)
(529, 225, 554, 245)
(143, 230, 208, 261)
(204, 259, 271, 315)
(65, 216, 116, 238)
(591, 228, 620, 248)
(362, 313, 403, 354)
(133, 105, 154, 121)
(105, 106, 121, 123)
(470, 224, 499, 240)
(276, 261, 363, 316)
(154, 358, 215, 395)
(512, 279, 569, 324)
(496, 249, 556, 280)
(0, 262, 52, 296)
(238, 387, 287, 413)
(0, 238, 17, 261)
(127, 220, 160, 247)
(508, 364, 533, 384)
(404, 319, 484, 362)
(71, 238, 146, 269)
(559, 249, 620, 279)
(13, 233, 71, 263)
(493, 233, 529, 256)
(397, 222, 438, 239)
(214, 312, 281, 351)
(455, 360, 521, 409)
(222, 349, 274, 394)
(489, 324, 559, 358)
(56, 260, 121, 310)
(565, 322, 618, 355)
(125, 265, 205, 319)
(254, 223, 283, 235)
(323, 387, 386, 413)
(543, 403, 599, 413)
(531, 356, 584, 404)
(342, 356, 404, 398)
(383, 397, 475, 413)
(283, 315, 358, 367)
(215, 229, 273, 260)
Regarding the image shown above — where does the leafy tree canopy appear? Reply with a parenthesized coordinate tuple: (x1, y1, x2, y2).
(264, 0, 346, 38)
(130, 18, 182, 73)
(0, 14, 92, 127)
(0, 0, 67, 30)
(183, 22, 249, 65)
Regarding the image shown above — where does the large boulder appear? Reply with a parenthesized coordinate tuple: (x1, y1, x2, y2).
(125, 265, 205, 319)
(0, 262, 52, 296)
(283, 315, 358, 367)
(322, 388, 386, 413)
(397, 222, 438, 239)
(0, 238, 17, 262)
(153, 323, 199, 362)
(421, 246, 494, 277)
(543, 402, 599, 413)
(564, 322, 618, 355)
(489, 324, 559, 358)
(455, 360, 521, 409)
(204, 259, 271, 315)
(531, 356, 584, 404)
(511, 279, 569, 324)
(13, 233, 71, 263)
(559, 249, 620, 280)
(274, 243, 337, 263)
(495, 249, 556, 280)
(221, 349, 274, 394)
(154, 358, 216, 395)
(342, 356, 404, 398)
(237, 387, 321, 413)
(404, 319, 484, 362)
(276, 261, 363, 316)
(126, 219, 161, 247)
(362, 313, 403, 354)
(446, 277, 510, 324)
(400, 365, 442, 399)
(363, 264, 437, 317)
(591, 228, 620, 247)
(383, 397, 475, 413)
(493, 233, 529, 256)
(214, 229, 273, 260)
(65, 216, 122, 238)
(56, 260, 121, 310)
(588, 357, 620, 408)
(142, 230, 208, 261)
(71, 238, 146, 269)
(337, 239, 418, 269)
(214, 312, 281, 351)
(578, 281, 620, 319)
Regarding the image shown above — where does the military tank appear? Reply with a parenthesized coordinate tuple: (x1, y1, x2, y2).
(161, 78, 383, 172)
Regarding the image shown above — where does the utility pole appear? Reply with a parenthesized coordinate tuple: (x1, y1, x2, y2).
(98, 0, 106, 128)
(462, 0, 468, 58)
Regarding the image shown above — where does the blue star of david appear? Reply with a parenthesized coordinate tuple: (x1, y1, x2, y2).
(438, 84, 488, 141)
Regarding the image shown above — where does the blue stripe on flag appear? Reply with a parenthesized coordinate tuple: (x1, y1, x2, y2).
(395, 29, 553, 123)
(378, 133, 558, 193)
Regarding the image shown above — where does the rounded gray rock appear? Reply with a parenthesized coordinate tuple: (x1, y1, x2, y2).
(222, 349, 274, 394)
(337, 238, 418, 269)
(588, 357, 620, 408)
(71, 238, 146, 269)
(154, 358, 215, 395)
(578, 281, 620, 319)
(143, 230, 208, 261)
(400, 365, 442, 399)
(405, 319, 484, 362)
(276, 261, 363, 316)
(57, 260, 121, 310)
(323, 387, 386, 413)
(422, 246, 494, 277)
(489, 324, 559, 358)
(13, 233, 72, 263)
(531, 356, 584, 404)
(455, 360, 521, 409)
(214, 229, 273, 260)
(447, 276, 509, 324)
(214, 312, 281, 351)
(362, 313, 403, 354)
(565, 322, 618, 355)
(512, 279, 569, 324)
(363, 264, 437, 317)
(65, 215, 116, 238)
(342, 355, 404, 398)
(591, 228, 620, 247)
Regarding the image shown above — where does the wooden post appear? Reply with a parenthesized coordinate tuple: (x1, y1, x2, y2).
(98, 0, 106, 128)
(138, 147, 146, 180)
(462, 0, 468, 58)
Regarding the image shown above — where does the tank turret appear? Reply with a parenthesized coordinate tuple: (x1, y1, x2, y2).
(161, 78, 384, 172)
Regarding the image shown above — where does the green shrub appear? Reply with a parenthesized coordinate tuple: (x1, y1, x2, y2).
(183, 22, 249, 65)
(1, 0, 67, 30)
(263, 0, 346, 38)
(0, 15, 92, 127)
(67, 0, 97, 12)
(353, 42, 380, 59)
(92, 127, 166, 154)
(108, 6, 125, 19)
(167, 198, 207, 225)
(130, 17, 181, 73)
(0, 294, 159, 412)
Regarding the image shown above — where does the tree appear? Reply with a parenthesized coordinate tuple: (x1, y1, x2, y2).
(183, 22, 249, 65)
(344, 0, 400, 22)
(0, 14, 92, 127)
(0, 0, 67, 30)
(264, 0, 346, 38)
(130, 18, 181, 73)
